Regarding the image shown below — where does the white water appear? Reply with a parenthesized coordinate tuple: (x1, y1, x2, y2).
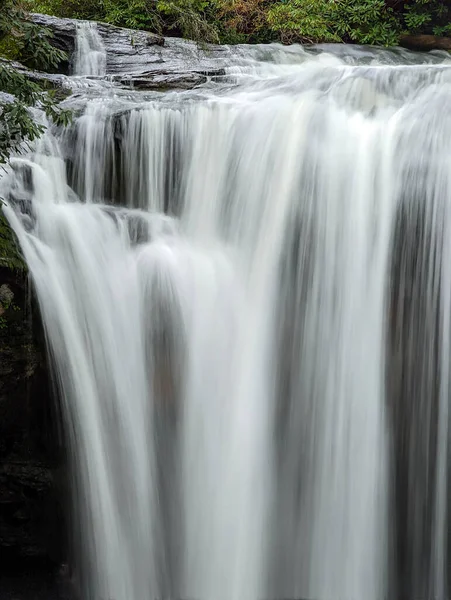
(1, 43, 451, 600)
(74, 22, 106, 77)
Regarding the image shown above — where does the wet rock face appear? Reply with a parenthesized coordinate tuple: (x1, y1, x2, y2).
(0, 265, 67, 571)
(29, 13, 228, 89)
(30, 12, 164, 62)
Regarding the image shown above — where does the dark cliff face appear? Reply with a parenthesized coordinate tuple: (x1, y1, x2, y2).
(0, 263, 67, 573)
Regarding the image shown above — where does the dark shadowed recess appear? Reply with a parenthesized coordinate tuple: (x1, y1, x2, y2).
(0, 266, 71, 598)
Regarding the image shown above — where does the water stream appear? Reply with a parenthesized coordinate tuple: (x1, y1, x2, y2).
(74, 21, 106, 77)
(1, 24, 450, 600)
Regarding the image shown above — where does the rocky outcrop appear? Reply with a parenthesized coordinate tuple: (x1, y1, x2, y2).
(0, 56, 73, 97)
(29, 13, 228, 89)
(29, 12, 163, 60)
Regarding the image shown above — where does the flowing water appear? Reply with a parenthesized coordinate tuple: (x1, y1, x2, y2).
(74, 22, 106, 77)
(1, 25, 451, 600)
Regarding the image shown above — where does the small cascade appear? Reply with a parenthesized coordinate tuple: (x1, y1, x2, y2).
(74, 21, 106, 77)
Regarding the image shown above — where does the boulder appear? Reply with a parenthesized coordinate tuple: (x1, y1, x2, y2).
(400, 34, 451, 52)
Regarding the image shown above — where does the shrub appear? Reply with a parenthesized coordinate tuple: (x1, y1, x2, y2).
(216, 0, 274, 43)
(13, 0, 451, 50)
(403, 0, 451, 37)
(267, 0, 400, 46)
(27, 0, 104, 20)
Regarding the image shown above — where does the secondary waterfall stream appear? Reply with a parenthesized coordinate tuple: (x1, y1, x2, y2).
(74, 21, 106, 77)
(1, 22, 450, 600)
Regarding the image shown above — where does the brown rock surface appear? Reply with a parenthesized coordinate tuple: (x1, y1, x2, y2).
(400, 34, 451, 52)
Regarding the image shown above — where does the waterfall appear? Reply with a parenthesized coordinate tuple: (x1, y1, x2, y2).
(1, 44, 450, 600)
(74, 22, 106, 77)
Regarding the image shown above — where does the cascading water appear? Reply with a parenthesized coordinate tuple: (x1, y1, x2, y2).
(74, 22, 106, 77)
(1, 41, 450, 600)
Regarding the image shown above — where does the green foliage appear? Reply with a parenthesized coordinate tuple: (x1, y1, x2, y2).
(25, 0, 449, 46)
(267, 0, 340, 43)
(216, 0, 275, 43)
(97, 0, 219, 43)
(27, 0, 104, 20)
(101, 0, 162, 31)
(336, 0, 400, 46)
(404, 4, 431, 32)
(267, 0, 400, 45)
(0, 34, 22, 60)
(0, 1, 67, 70)
(403, 0, 451, 37)
(29, 0, 219, 42)
(157, 0, 219, 42)
(17, 21, 67, 70)
(0, 61, 72, 162)
(0, 0, 72, 164)
(10, 0, 451, 51)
